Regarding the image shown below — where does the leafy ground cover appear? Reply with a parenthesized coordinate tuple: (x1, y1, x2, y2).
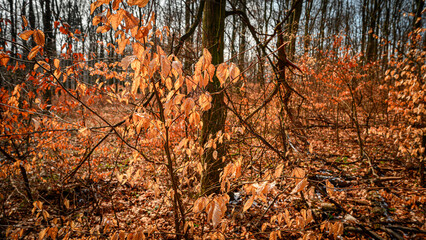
(1, 88, 425, 239)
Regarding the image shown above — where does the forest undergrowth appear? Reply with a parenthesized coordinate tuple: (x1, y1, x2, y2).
(2, 87, 425, 239)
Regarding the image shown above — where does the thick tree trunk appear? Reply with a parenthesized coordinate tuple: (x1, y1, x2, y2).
(366, 0, 381, 62)
(200, 0, 226, 195)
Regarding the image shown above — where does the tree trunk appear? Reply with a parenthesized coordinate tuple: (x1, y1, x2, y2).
(200, 0, 226, 195)
(42, 0, 56, 110)
(303, 0, 313, 53)
(8, 0, 16, 56)
(238, 0, 247, 69)
(287, 0, 303, 59)
(318, 0, 329, 55)
(366, 0, 381, 62)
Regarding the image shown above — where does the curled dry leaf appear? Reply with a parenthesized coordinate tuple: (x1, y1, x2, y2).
(199, 93, 212, 111)
(181, 98, 195, 116)
(128, 0, 150, 8)
(110, 9, 125, 30)
(229, 63, 240, 83)
(211, 201, 222, 228)
(290, 178, 308, 194)
(19, 30, 34, 41)
(22, 16, 28, 27)
(193, 197, 207, 213)
(53, 59, 60, 69)
(121, 55, 136, 70)
(28, 46, 42, 60)
(202, 48, 212, 70)
(216, 63, 228, 86)
(96, 25, 111, 34)
(326, 180, 335, 197)
(113, 0, 123, 10)
(243, 195, 254, 212)
(292, 167, 306, 180)
(124, 10, 139, 29)
(39, 228, 49, 240)
(274, 164, 284, 178)
(332, 221, 344, 239)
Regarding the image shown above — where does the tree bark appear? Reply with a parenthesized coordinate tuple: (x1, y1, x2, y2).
(238, 0, 247, 69)
(41, 0, 56, 109)
(318, 0, 329, 55)
(286, 0, 303, 59)
(200, 0, 226, 195)
(303, 0, 313, 53)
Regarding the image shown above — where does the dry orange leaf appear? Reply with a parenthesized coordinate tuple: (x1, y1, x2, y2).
(199, 93, 212, 111)
(112, 0, 123, 10)
(216, 63, 229, 86)
(90, 0, 110, 15)
(211, 201, 222, 228)
(202, 48, 212, 70)
(243, 195, 255, 212)
(110, 10, 125, 31)
(22, 15, 28, 27)
(96, 25, 111, 34)
(229, 63, 240, 82)
(127, 0, 150, 8)
(92, 15, 103, 26)
(53, 59, 60, 69)
(117, 38, 129, 55)
(20, 30, 34, 40)
(124, 11, 139, 29)
(0, 53, 9, 66)
(28, 45, 41, 60)
(290, 178, 308, 194)
(274, 164, 284, 178)
(39, 228, 49, 240)
(33, 30, 45, 46)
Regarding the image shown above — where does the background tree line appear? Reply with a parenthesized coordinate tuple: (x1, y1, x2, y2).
(1, 0, 423, 88)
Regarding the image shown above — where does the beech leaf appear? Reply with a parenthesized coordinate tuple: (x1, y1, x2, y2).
(203, 48, 212, 70)
(22, 16, 28, 27)
(0, 53, 9, 66)
(211, 201, 222, 228)
(20, 30, 34, 41)
(290, 178, 308, 194)
(33, 30, 45, 46)
(28, 45, 42, 60)
(243, 195, 255, 212)
(39, 228, 48, 240)
(127, 0, 150, 8)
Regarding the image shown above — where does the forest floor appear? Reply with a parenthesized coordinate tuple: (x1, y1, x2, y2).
(1, 96, 426, 240)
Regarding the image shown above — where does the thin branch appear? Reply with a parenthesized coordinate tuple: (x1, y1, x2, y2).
(173, 0, 206, 56)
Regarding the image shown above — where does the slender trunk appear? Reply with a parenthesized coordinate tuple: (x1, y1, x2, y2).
(152, 83, 186, 239)
(239, 0, 247, 69)
(200, 0, 226, 195)
(42, 0, 56, 110)
(304, 0, 312, 52)
(287, 0, 303, 59)
(318, 0, 328, 55)
(361, 0, 368, 55)
(8, 0, 16, 56)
